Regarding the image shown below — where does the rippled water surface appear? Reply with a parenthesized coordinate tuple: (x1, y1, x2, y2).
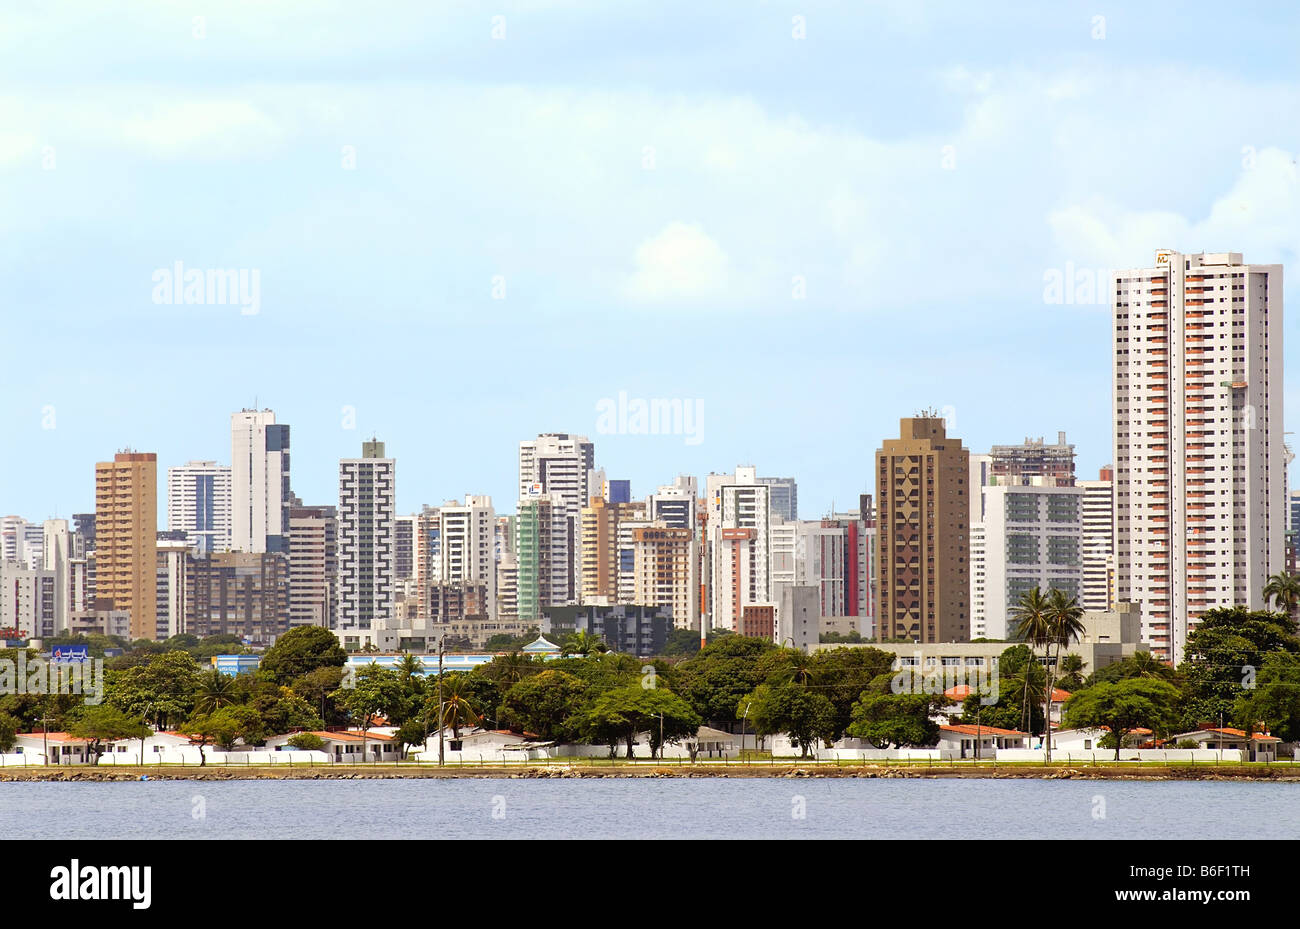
(3, 777, 1296, 839)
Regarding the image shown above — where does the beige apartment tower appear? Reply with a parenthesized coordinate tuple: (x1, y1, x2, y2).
(1113, 251, 1283, 664)
(94, 451, 158, 640)
(875, 416, 970, 643)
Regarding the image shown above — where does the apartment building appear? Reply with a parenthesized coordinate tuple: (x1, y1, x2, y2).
(1113, 251, 1283, 662)
(94, 451, 158, 639)
(876, 416, 970, 643)
(288, 504, 337, 628)
(704, 467, 772, 632)
(167, 460, 232, 555)
(337, 440, 396, 635)
(230, 410, 291, 554)
(1079, 467, 1115, 612)
(970, 479, 1084, 640)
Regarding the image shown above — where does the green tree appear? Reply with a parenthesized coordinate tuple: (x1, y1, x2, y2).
(1085, 651, 1178, 688)
(290, 666, 348, 726)
(960, 645, 1046, 736)
(332, 665, 406, 761)
(260, 626, 348, 685)
(560, 630, 609, 657)
(676, 636, 777, 728)
(1014, 588, 1085, 762)
(581, 685, 700, 759)
(1234, 651, 1300, 743)
(846, 692, 944, 748)
(658, 627, 703, 657)
(497, 670, 588, 741)
(481, 651, 545, 687)
(67, 705, 150, 763)
(810, 646, 896, 740)
(743, 682, 836, 759)
(428, 673, 482, 741)
(1264, 571, 1300, 622)
(107, 651, 201, 729)
(192, 669, 240, 715)
(0, 711, 19, 752)
(392, 719, 428, 757)
(1054, 654, 1086, 691)
(286, 732, 326, 752)
(1061, 679, 1181, 760)
(1177, 607, 1300, 732)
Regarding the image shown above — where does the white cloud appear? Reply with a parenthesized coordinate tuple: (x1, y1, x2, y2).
(1048, 147, 1300, 270)
(623, 222, 732, 303)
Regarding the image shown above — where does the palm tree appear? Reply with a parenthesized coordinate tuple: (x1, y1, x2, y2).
(192, 670, 239, 716)
(1013, 587, 1054, 756)
(785, 652, 816, 687)
(488, 651, 533, 686)
(395, 653, 425, 683)
(429, 675, 480, 741)
(1043, 589, 1086, 764)
(1264, 571, 1300, 623)
(1128, 650, 1176, 680)
(561, 630, 608, 657)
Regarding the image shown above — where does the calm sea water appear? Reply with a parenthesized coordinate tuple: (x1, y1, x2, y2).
(3, 778, 1295, 839)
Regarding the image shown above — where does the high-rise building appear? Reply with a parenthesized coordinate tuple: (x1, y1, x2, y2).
(434, 496, 497, 617)
(989, 433, 1076, 486)
(337, 440, 396, 637)
(0, 562, 56, 639)
(94, 451, 158, 639)
(155, 534, 191, 639)
(630, 526, 696, 629)
(875, 416, 970, 643)
(518, 433, 595, 604)
(648, 476, 698, 530)
(705, 467, 772, 632)
(167, 461, 233, 555)
(970, 480, 1084, 639)
(394, 514, 416, 583)
(230, 409, 291, 554)
(1079, 467, 1115, 612)
(1113, 251, 1283, 663)
(495, 551, 519, 627)
(288, 504, 337, 629)
(759, 476, 799, 522)
(186, 551, 289, 644)
(515, 495, 561, 624)
(42, 519, 71, 635)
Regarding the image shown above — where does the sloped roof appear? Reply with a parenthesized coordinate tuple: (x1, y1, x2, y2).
(522, 636, 561, 654)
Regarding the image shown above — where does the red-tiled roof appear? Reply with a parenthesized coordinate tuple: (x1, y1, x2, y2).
(941, 724, 1028, 737)
(944, 685, 973, 700)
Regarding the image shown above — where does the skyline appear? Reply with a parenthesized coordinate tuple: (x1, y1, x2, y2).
(2, 1, 1298, 520)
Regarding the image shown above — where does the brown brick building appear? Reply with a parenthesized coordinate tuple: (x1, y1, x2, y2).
(876, 416, 970, 643)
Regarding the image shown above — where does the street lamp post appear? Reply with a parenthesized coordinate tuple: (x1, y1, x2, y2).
(437, 635, 445, 768)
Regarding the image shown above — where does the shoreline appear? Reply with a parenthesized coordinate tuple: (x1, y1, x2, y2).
(3, 764, 1299, 782)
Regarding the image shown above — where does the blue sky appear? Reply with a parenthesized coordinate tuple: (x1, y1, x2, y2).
(2, 1, 1298, 521)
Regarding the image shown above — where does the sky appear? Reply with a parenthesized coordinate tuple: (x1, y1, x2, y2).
(1, 0, 1298, 522)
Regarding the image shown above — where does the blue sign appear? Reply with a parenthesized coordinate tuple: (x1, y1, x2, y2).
(51, 645, 89, 663)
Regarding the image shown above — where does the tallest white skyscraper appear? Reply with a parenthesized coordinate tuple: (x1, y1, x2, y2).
(1113, 251, 1283, 664)
(231, 409, 291, 554)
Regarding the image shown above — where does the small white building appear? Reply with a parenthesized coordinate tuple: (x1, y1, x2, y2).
(264, 729, 402, 763)
(937, 724, 1029, 759)
(1169, 727, 1280, 762)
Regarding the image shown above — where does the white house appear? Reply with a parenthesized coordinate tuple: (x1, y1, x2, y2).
(937, 724, 1029, 759)
(1169, 727, 1280, 762)
(263, 730, 402, 763)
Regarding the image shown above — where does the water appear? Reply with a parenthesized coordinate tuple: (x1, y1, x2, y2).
(3, 778, 1296, 839)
